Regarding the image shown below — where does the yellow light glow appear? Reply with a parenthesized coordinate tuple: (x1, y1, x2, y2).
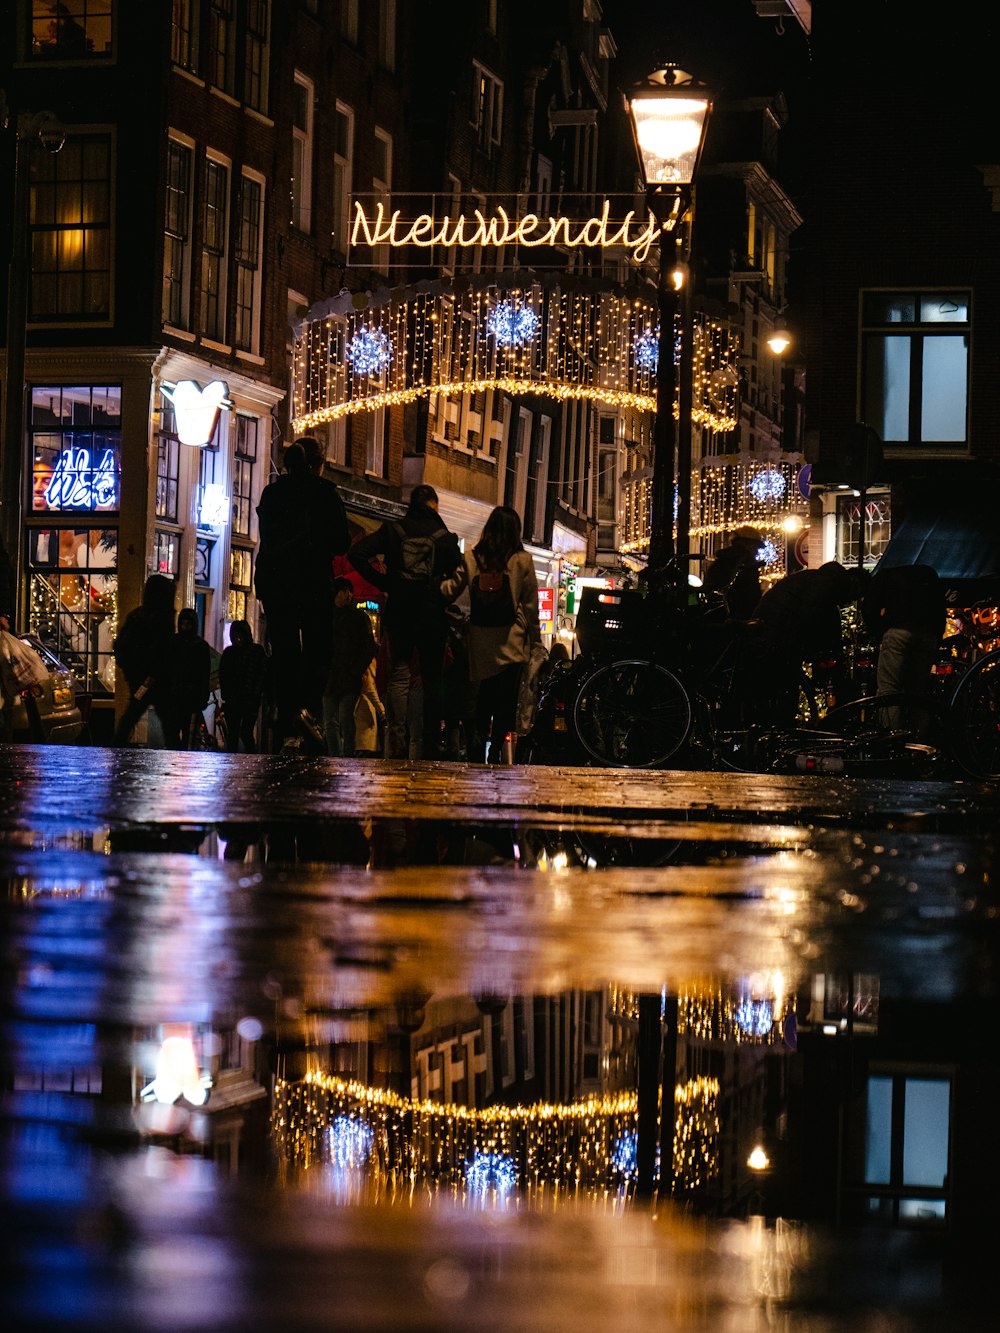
(748, 1145, 770, 1171)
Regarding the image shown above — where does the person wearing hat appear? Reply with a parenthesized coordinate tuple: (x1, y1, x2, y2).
(322, 576, 376, 757)
(704, 526, 766, 619)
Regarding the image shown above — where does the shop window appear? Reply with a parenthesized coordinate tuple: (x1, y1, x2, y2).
(163, 136, 194, 330)
(27, 526, 118, 694)
(171, 0, 198, 72)
(200, 155, 230, 342)
(231, 414, 258, 537)
(378, 0, 396, 71)
(228, 546, 253, 621)
(291, 72, 314, 232)
(155, 433, 180, 524)
(835, 495, 891, 571)
(472, 62, 503, 152)
(29, 133, 112, 324)
(863, 1072, 951, 1226)
(234, 172, 264, 352)
(862, 291, 970, 449)
(153, 530, 180, 577)
(332, 102, 354, 256)
(29, 0, 112, 60)
(29, 385, 121, 515)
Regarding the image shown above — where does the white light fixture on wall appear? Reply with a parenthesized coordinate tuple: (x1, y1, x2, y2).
(160, 379, 234, 446)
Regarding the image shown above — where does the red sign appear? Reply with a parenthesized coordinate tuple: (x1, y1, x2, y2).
(538, 587, 555, 629)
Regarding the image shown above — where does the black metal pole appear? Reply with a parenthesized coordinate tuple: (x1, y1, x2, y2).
(675, 194, 696, 594)
(647, 214, 680, 580)
(635, 991, 662, 1199)
(1, 119, 33, 608)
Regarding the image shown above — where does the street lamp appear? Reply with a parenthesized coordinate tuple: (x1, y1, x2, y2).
(627, 68, 712, 591)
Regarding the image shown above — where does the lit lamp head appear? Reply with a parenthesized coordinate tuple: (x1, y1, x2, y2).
(627, 66, 712, 198)
(767, 328, 792, 356)
(160, 379, 234, 447)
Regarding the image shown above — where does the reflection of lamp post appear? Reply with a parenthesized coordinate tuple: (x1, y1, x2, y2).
(627, 68, 712, 590)
(1, 107, 66, 601)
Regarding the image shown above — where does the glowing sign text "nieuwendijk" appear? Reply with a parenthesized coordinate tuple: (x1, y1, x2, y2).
(350, 200, 660, 262)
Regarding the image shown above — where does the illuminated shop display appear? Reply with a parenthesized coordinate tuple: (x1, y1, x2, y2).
(26, 386, 121, 692)
(291, 281, 739, 435)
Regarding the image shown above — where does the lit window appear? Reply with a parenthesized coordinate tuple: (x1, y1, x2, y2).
(864, 1072, 951, 1226)
(163, 137, 194, 329)
(235, 173, 264, 352)
(332, 103, 354, 255)
(365, 409, 387, 478)
(171, 0, 197, 71)
(200, 156, 230, 342)
(244, 0, 270, 114)
(472, 62, 503, 152)
(231, 415, 258, 537)
(862, 291, 970, 450)
(155, 433, 180, 524)
(378, 0, 396, 71)
(228, 547, 253, 621)
(30, 0, 112, 60)
(209, 0, 236, 95)
(291, 72, 314, 231)
(29, 134, 112, 323)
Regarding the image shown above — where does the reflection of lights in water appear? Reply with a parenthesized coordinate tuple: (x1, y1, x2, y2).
(747, 1145, 770, 1171)
(465, 1151, 517, 1199)
(141, 1035, 212, 1106)
(611, 1130, 638, 1179)
(735, 999, 774, 1038)
(327, 1115, 374, 1169)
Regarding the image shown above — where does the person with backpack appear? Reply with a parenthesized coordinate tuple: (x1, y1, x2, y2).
(161, 608, 212, 749)
(348, 484, 462, 758)
(254, 438, 350, 749)
(112, 574, 176, 746)
(442, 505, 542, 764)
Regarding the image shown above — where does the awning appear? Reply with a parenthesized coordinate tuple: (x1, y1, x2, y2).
(877, 491, 1000, 599)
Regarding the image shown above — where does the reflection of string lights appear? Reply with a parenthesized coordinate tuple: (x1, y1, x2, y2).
(673, 1076, 720, 1192)
(328, 1114, 374, 1169)
(735, 999, 774, 1038)
(465, 1151, 517, 1199)
(611, 1130, 638, 1179)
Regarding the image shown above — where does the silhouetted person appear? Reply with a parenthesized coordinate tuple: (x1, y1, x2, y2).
(162, 608, 211, 749)
(747, 561, 863, 725)
(112, 574, 176, 745)
(254, 438, 350, 747)
(862, 563, 946, 735)
(704, 526, 766, 619)
(348, 484, 462, 758)
(219, 619, 268, 752)
(322, 577, 376, 757)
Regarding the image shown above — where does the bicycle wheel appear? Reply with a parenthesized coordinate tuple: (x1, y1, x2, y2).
(949, 651, 1000, 779)
(573, 659, 692, 767)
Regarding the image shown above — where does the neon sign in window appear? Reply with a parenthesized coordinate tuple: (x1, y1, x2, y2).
(43, 445, 119, 510)
(30, 385, 122, 514)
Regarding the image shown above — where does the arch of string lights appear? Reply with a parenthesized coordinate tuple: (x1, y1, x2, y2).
(290, 278, 739, 435)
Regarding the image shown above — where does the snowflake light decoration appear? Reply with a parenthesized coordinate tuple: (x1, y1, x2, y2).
(327, 1115, 374, 1169)
(346, 327, 392, 376)
(757, 537, 780, 565)
(748, 469, 787, 503)
(465, 1150, 517, 1199)
(611, 1130, 638, 1179)
(634, 327, 659, 373)
(735, 999, 774, 1038)
(486, 302, 539, 348)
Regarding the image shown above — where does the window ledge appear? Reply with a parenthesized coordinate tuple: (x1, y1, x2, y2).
(236, 350, 265, 365)
(172, 67, 205, 87)
(209, 87, 241, 109)
(163, 324, 197, 343)
(201, 337, 233, 355)
(245, 107, 274, 127)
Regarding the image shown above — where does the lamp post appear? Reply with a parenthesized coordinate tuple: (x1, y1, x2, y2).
(627, 67, 712, 592)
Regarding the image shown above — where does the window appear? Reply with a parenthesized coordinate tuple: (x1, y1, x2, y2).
(26, 385, 121, 694)
(862, 291, 970, 449)
(372, 127, 392, 273)
(29, 134, 112, 324)
(836, 495, 892, 571)
(209, 0, 236, 95)
(153, 530, 180, 577)
(378, 0, 396, 71)
(365, 409, 388, 477)
(244, 0, 270, 114)
(163, 137, 194, 329)
(231, 415, 259, 537)
(235, 173, 264, 352)
(30, 0, 112, 60)
(171, 0, 197, 72)
(228, 547, 253, 621)
(155, 434, 180, 524)
(523, 415, 551, 544)
(332, 103, 354, 255)
(486, 0, 498, 33)
(863, 1072, 951, 1225)
(504, 407, 530, 512)
(340, 0, 358, 42)
(291, 72, 314, 231)
(200, 155, 230, 342)
(472, 62, 503, 152)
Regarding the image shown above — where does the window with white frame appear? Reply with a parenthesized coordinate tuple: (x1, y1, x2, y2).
(244, 0, 270, 114)
(372, 127, 392, 273)
(504, 407, 530, 513)
(862, 291, 970, 451)
(209, 0, 236, 96)
(200, 155, 230, 342)
(29, 0, 113, 60)
(332, 102, 354, 255)
(378, 0, 396, 71)
(163, 136, 194, 329)
(291, 72, 314, 231)
(171, 0, 197, 71)
(863, 1070, 951, 1226)
(235, 171, 264, 352)
(29, 133, 112, 324)
(472, 62, 503, 152)
(231, 414, 259, 537)
(364, 409, 388, 478)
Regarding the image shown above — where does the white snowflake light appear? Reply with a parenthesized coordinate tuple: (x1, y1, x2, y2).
(346, 327, 392, 376)
(748, 469, 787, 503)
(327, 1115, 374, 1169)
(486, 302, 539, 347)
(465, 1150, 517, 1199)
(735, 999, 774, 1037)
(634, 328, 659, 373)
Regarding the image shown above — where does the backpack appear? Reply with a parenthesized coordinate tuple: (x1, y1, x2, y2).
(469, 566, 517, 628)
(393, 522, 448, 585)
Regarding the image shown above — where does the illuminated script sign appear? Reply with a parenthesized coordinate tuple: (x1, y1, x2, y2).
(44, 446, 119, 511)
(349, 196, 660, 264)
